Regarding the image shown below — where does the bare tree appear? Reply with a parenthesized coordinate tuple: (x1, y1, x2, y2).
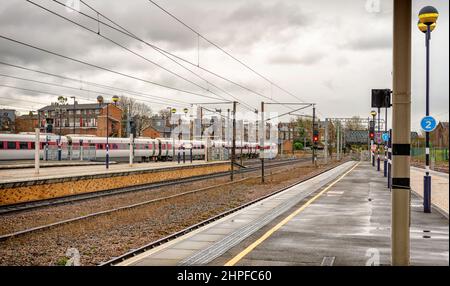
(345, 116, 365, 130)
(119, 96, 153, 137)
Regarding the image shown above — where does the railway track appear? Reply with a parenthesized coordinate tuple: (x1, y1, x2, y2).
(0, 157, 306, 215)
(0, 158, 315, 241)
(100, 160, 347, 266)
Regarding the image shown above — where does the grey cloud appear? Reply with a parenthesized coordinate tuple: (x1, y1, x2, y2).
(268, 52, 326, 66)
(343, 33, 392, 51)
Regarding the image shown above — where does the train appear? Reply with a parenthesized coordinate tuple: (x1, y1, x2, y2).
(0, 133, 278, 162)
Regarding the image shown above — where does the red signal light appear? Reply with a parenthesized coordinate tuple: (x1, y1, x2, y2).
(369, 132, 375, 139)
(313, 135, 319, 142)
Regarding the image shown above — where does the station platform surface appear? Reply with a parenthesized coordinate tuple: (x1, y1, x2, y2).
(410, 167, 448, 217)
(0, 160, 226, 184)
(119, 161, 449, 266)
(376, 158, 448, 216)
(0, 160, 115, 170)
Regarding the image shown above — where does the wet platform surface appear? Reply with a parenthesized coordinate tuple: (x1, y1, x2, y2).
(119, 161, 449, 266)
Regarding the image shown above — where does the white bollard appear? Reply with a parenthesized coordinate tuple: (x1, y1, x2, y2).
(35, 128, 40, 175)
(129, 133, 134, 167)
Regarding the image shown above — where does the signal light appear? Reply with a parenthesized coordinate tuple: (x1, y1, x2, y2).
(313, 129, 319, 144)
(369, 132, 375, 140)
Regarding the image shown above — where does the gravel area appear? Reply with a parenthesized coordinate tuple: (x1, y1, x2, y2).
(0, 160, 306, 236)
(0, 159, 346, 266)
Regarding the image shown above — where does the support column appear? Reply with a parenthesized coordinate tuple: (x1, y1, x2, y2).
(231, 102, 236, 181)
(391, 0, 411, 266)
(324, 119, 329, 164)
(34, 128, 40, 175)
(260, 102, 265, 183)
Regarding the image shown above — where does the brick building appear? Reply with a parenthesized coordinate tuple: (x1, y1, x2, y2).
(430, 122, 449, 148)
(141, 126, 161, 138)
(15, 113, 39, 133)
(37, 103, 122, 137)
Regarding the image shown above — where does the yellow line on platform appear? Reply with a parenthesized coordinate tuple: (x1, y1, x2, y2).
(224, 162, 360, 266)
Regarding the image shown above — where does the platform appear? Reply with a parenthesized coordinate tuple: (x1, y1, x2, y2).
(0, 160, 116, 170)
(119, 161, 449, 266)
(0, 160, 227, 185)
(0, 160, 231, 206)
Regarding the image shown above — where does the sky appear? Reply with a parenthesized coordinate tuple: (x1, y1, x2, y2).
(0, 0, 448, 131)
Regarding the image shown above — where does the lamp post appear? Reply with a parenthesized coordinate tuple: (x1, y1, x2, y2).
(377, 107, 381, 171)
(97, 95, 120, 169)
(370, 110, 377, 166)
(170, 107, 177, 161)
(70, 96, 76, 134)
(418, 6, 439, 213)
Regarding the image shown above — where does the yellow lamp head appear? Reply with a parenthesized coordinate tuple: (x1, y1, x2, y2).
(418, 20, 436, 33)
(419, 6, 439, 25)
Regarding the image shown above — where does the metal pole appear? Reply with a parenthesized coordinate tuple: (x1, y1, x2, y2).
(388, 129, 392, 189)
(424, 24, 432, 213)
(384, 106, 388, 177)
(336, 121, 341, 161)
(80, 139, 83, 161)
(227, 109, 230, 147)
(368, 117, 370, 159)
(377, 107, 381, 171)
(260, 101, 265, 183)
(231, 101, 236, 181)
(129, 133, 134, 167)
(391, 0, 411, 266)
(106, 104, 109, 169)
(372, 114, 376, 166)
(35, 128, 40, 175)
(127, 105, 131, 137)
(72, 97, 76, 134)
(312, 105, 315, 164)
(324, 119, 328, 164)
(58, 110, 62, 161)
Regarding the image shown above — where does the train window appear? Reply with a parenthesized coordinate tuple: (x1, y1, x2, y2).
(7, 142, 16, 149)
(97, 144, 103, 150)
(30, 142, 35, 149)
(0, 141, 4, 149)
(19, 142, 28, 150)
(112, 144, 118, 149)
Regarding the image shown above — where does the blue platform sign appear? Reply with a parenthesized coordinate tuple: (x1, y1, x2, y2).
(382, 132, 390, 142)
(420, 116, 438, 132)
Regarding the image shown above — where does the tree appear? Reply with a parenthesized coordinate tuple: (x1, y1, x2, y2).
(345, 116, 365, 130)
(118, 96, 153, 137)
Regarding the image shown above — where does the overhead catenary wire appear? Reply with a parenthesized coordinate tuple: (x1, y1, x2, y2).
(0, 73, 188, 107)
(0, 82, 188, 109)
(28, 0, 253, 108)
(146, 0, 308, 104)
(0, 34, 223, 102)
(0, 61, 188, 106)
(47, 0, 256, 112)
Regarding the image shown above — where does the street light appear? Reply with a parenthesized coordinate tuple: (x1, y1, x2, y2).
(170, 107, 177, 161)
(370, 110, 377, 166)
(97, 95, 120, 169)
(418, 6, 439, 213)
